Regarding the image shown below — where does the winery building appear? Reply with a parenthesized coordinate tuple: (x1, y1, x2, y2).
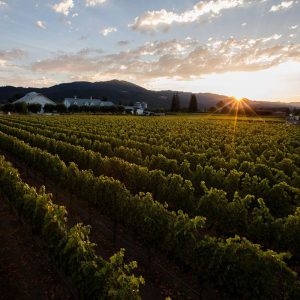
(63, 97, 114, 108)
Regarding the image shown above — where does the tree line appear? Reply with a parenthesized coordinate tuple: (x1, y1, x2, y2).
(170, 92, 198, 113)
(0, 102, 125, 114)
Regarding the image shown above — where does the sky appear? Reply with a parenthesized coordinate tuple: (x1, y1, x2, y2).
(0, 0, 299, 102)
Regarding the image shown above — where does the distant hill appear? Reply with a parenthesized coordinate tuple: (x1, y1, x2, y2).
(0, 80, 299, 110)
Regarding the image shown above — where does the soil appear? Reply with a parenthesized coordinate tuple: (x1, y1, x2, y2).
(0, 196, 73, 300)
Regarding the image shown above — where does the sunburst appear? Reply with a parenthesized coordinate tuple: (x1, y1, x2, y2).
(204, 97, 266, 146)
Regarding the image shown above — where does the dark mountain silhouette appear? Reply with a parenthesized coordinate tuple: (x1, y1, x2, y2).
(0, 80, 299, 109)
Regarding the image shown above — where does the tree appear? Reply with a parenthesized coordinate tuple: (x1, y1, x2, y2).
(189, 94, 198, 113)
(1, 103, 15, 113)
(116, 105, 125, 113)
(216, 101, 225, 112)
(221, 106, 229, 114)
(28, 103, 42, 113)
(69, 104, 80, 113)
(44, 104, 56, 113)
(15, 102, 27, 114)
(56, 104, 67, 113)
(170, 92, 180, 112)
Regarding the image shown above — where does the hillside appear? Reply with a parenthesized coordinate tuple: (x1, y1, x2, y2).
(0, 80, 299, 109)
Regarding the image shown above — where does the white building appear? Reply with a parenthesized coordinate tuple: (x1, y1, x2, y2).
(125, 102, 148, 115)
(13, 92, 56, 111)
(287, 114, 300, 125)
(134, 102, 147, 110)
(63, 97, 115, 108)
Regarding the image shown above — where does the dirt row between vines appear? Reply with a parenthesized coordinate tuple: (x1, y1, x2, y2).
(0, 150, 219, 300)
(0, 195, 73, 300)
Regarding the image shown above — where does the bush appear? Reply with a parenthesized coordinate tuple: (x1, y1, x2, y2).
(1, 103, 15, 113)
(44, 104, 56, 113)
(56, 103, 67, 113)
(28, 103, 42, 113)
(69, 104, 80, 113)
(15, 102, 27, 114)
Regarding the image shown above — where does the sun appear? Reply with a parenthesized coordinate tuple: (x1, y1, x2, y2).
(234, 97, 243, 102)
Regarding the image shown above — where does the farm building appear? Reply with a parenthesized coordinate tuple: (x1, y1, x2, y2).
(287, 114, 300, 125)
(13, 92, 56, 109)
(63, 97, 114, 108)
(134, 102, 147, 110)
(124, 102, 148, 115)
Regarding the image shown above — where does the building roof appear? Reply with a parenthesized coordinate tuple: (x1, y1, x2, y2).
(13, 92, 56, 105)
(64, 98, 114, 107)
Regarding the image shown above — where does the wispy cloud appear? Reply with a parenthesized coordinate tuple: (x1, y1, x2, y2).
(52, 0, 74, 16)
(0, 75, 57, 88)
(101, 27, 117, 36)
(118, 40, 130, 46)
(0, 49, 27, 61)
(0, 49, 27, 72)
(261, 33, 282, 42)
(36, 20, 47, 30)
(79, 35, 89, 40)
(85, 0, 106, 7)
(269, 0, 295, 12)
(289, 24, 299, 30)
(0, 1, 7, 7)
(130, 0, 247, 33)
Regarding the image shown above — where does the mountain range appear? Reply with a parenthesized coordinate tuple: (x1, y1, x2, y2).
(0, 80, 299, 110)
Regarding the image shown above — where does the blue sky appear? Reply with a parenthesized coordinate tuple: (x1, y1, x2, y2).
(0, 0, 299, 102)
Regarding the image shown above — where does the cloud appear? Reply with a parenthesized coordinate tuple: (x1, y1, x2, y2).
(72, 12, 79, 17)
(261, 34, 282, 42)
(36, 20, 47, 30)
(0, 1, 7, 7)
(269, 0, 295, 12)
(52, 0, 74, 16)
(32, 49, 101, 73)
(0, 75, 57, 87)
(118, 40, 130, 46)
(101, 27, 117, 36)
(85, 0, 106, 6)
(0, 49, 27, 61)
(242, 22, 247, 26)
(31, 34, 300, 83)
(0, 49, 27, 73)
(78, 48, 104, 55)
(130, 0, 247, 33)
(289, 24, 299, 30)
(79, 35, 89, 40)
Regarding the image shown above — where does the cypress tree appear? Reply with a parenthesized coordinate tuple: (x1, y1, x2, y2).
(170, 92, 180, 112)
(189, 94, 198, 112)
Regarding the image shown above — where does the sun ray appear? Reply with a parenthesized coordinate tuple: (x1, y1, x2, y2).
(202, 98, 236, 120)
(240, 100, 266, 122)
(231, 101, 240, 145)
